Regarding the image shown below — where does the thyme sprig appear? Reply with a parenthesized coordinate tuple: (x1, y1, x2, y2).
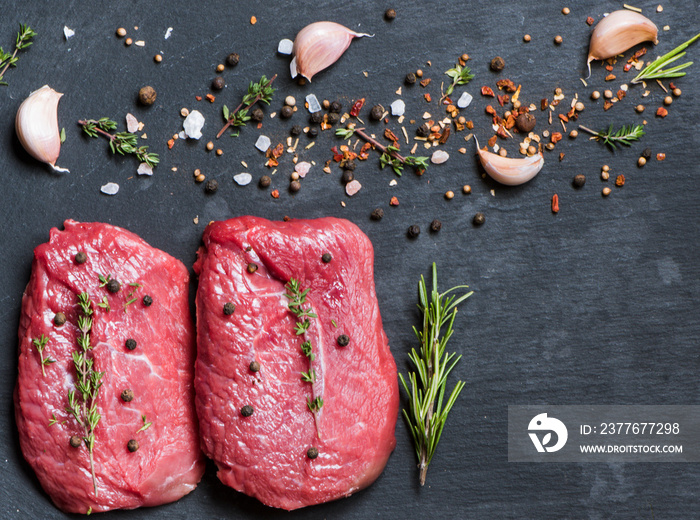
(217, 74, 277, 138)
(578, 123, 645, 150)
(66, 292, 104, 497)
(78, 118, 159, 168)
(136, 414, 152, 433)
(336, 126, 429, 176)
(399, 263, 472, 486)
(0, 24, 36, 86)
(442, 62, 474, 101)
(632, 32, 700, 84)
(33, 334, 55, 376)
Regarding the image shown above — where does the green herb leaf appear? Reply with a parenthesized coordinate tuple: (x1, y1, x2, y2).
(0, 23, 36, 86)
(137, 414, 152, 433)
(443, 63, 474, 99)
(60, 127, 66, 143)
(633, 32, 700, 84)
(222, 104, 230, 121)
(578, 124, 645, 150)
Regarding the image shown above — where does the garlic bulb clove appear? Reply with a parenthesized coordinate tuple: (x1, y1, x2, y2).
(587, 10, 658, 77)
(475, 137, 544, 186)
(15, 85, 69, 173)
(291, 21, 372, 81)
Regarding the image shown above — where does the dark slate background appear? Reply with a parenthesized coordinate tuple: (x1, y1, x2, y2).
(1, 1, 699, 518)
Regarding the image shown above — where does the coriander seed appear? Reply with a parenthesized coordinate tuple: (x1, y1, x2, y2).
(663, 96, 673, 105)
(291, 172, 300, 181)
(591, 90, 601, 100)
(416, 69, 423, 78)
(125, 37, 133, 46)
(116, 27, 127, 38)
(154, 54, 162, 63)
(603, 90, 613, 99)
(216, 63, 225, 73)
(562, 7, 570, 14)
(601, 171, 609, 181)
(554, 35, 563, 44)
(602, 164, 610, 172)
(523, 34, 531, 42)
(285, 95, 296, 107)
(635, 104, 645, 113)
(445, 190, 454, 200)
(569, 130, 578, 138)
(672, 88, 681, 97)
(206, 141, 214, 151)
(602, 187, 611, 196)
(575, 102, 585, 112)
(638, 157, 647, 167)
(463, 185, 471, 194)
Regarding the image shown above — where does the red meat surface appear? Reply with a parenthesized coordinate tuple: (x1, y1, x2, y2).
(15, 220, 204, 514)
(193, 216, 399, 510)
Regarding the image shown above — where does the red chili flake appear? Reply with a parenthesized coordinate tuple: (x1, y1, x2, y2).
(419, 78, 431, 87)
(271, 189, 280, 199)
(627, 48, 647, 63)
(623, 63, 633, 72)
(497, 94, 510, 106)
(465, 120, 474, 130)
(206, 94, 216, 102)
(167, 139, 175, 149)
(496, 79, 517, 92)
(617, 89, 626, 100)
(504, 114, 516, 130)
(603, 100, 614, 111)
(551, 132, 563, 144)
(559, 152, 565, 162)
(481, 86, 495, 97)
(390, 196, 399, 206)
(605, 73, 616, 81)
(605, 64, 614, 72)
(615, 175, 625, 187)
(669, 82, 677, 90)
(487, 135, 498, 148)
(384, 128, 400, 146)
(350, 98, 365, 117)
(656, 107, 668, 117)
(567, 107, 576, 119)
(496, 126, 508, 139)
(586, 16, 595, 25)
(656, 153, 666, 161)
(195, 95, 202, 101)
(358, 142, 372, 160)
(424, 93, 432, 102)
(266, 158, 279, 167)
(442, 96, 453, 105)
(270, 143, 284, 158)
(551, 194, 559, 213)
(485, 105, 497, 116)
(558, 114, 569, 123)
(438, 127, 451, 144)
(541, 98, 549, 111)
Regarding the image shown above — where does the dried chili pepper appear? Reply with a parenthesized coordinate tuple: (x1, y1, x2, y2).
(350, 98, 365, 117)
(551, 194, 559, 213)
(481, 86, 495, 97)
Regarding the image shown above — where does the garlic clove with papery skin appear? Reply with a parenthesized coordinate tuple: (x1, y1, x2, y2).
(587, 10, 658, 77)
(474, 137, 544, 186)
(15, 85, 69, 173)
(291, 21, 372, 81)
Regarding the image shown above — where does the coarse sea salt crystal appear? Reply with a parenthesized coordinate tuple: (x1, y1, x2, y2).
(137, 163, 153, 176)
(126, 113, 139, 133)
(165, 27, 173, 39)
(457, 92, 473, 108)
(431, 150, 449, 164)
(183, 110, 204, 139)
(278, 39, 293, 55)
(63, 26, 75, 39)
(390, 99, 405, 116)
(295, 161, 311, 178)
(255, 135, 271, 152)
(306, 94, 321, 113)
(101, 182, 119, 195)
(345, 179, 362, 196)
(233, 173, 252, 186)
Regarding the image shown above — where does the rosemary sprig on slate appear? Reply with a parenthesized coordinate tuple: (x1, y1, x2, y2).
(217, 74, 277, 138)
(578, 124, 645, 150)
(78, 118, 159, 168)
(633, 32, 700, 84)
(0, 24, 37, 86)
(399, 263, 472, 486)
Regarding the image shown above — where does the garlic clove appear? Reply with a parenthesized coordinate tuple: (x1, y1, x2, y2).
(15, 85, 69, 173)
(587, 10, 658, 77)
(291, 21, 372, 81)
(475, 137, 544, 186)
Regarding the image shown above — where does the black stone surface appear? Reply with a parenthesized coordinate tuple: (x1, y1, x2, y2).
(1, 1, 699, 518)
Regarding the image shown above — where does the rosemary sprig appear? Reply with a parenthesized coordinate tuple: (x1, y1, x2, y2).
(399, 263, 472, 486)
(33, 334, 55, 376)
(78, 118, 159, 168)
(578, 124, 645, 150)
(66, 292, 104, 497)
(336, 126, 429, 176)
(136, 414, 152, 433)
(0, 24, 37, 86)
(632, 32, 700, 84)
(217, 74, 277, 138)
(442, 62, 474, 101)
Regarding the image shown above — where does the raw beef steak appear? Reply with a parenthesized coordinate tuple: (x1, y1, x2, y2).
(194, 216, 399, 510)
(15, 220, 204, 514)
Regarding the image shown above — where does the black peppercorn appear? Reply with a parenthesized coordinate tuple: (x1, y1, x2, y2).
(223, 302, 236, 315)
(121, 389, 134, 402)
(370, 208, 384, 220)
(241, 405, 254, 417)
(337, 334, 350, 347)
(309, 112, 323, 124)
(280, 105, 293, 119)
(307, 446, 319, 459)
(384, 8, 396, 20)
(515, 113, 536, 133)
(251, 108, 264, 122)
(204, 179, 219, 194)
(75, 251, 87, 264)
(307, 127, 318, 138)
(142, 295, 153, 306)
(341, 170, 354, 184)
(107, 279, 121, 293)
(259, 175, 272, 188)
(249, 360, 260, 372)
(125, 338, 137, 351)
(329, 101, 342, 113)
(370, 105, 384, 121)
(473, 212, 486, 226)
(54, 312, 66, 327)
(138, 86, 157, 106)
(289, 180, 301, 192)
(322, 253, 332, 263)
(69, 435, 82, 448)
(342, 159, 356, 171)
(407, 225, 420, 238)
(641, 148, 652, 160)
(247, 263, 258, 274)
(573, 174, 586, 188)
(226, 53, 240, 67)
(405, 72, 417, 85)
(430, 219, 442, 232)
(290, 125, 302, 136)
(127, 439, 139, 452)
(490, 56, 505, 72)
(416, 123, 430, 137)
(211, 76, 225, 90)
(327, 112, 340, 125)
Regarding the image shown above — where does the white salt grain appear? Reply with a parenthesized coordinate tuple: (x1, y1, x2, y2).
(134, 40, 145, 47)
(63, 26, 75, 39)
(431, 150, 449, 164)
(306, 94, 321, 113)
(390, 99, 405, 116)
(126, 113, 139, 133)
(345, 180, 362, 196)
(295, 161, 311, 178)
(278, 39, 294, 55)
(165, 27, 173, 39)
(255, 135, 271, 152)
(137, 163, 153, 176)
(183, 110, 204, 139)
(457, 92, 473, 108)
(233, 173, 252, 186)
(101, 182, 119, 195)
